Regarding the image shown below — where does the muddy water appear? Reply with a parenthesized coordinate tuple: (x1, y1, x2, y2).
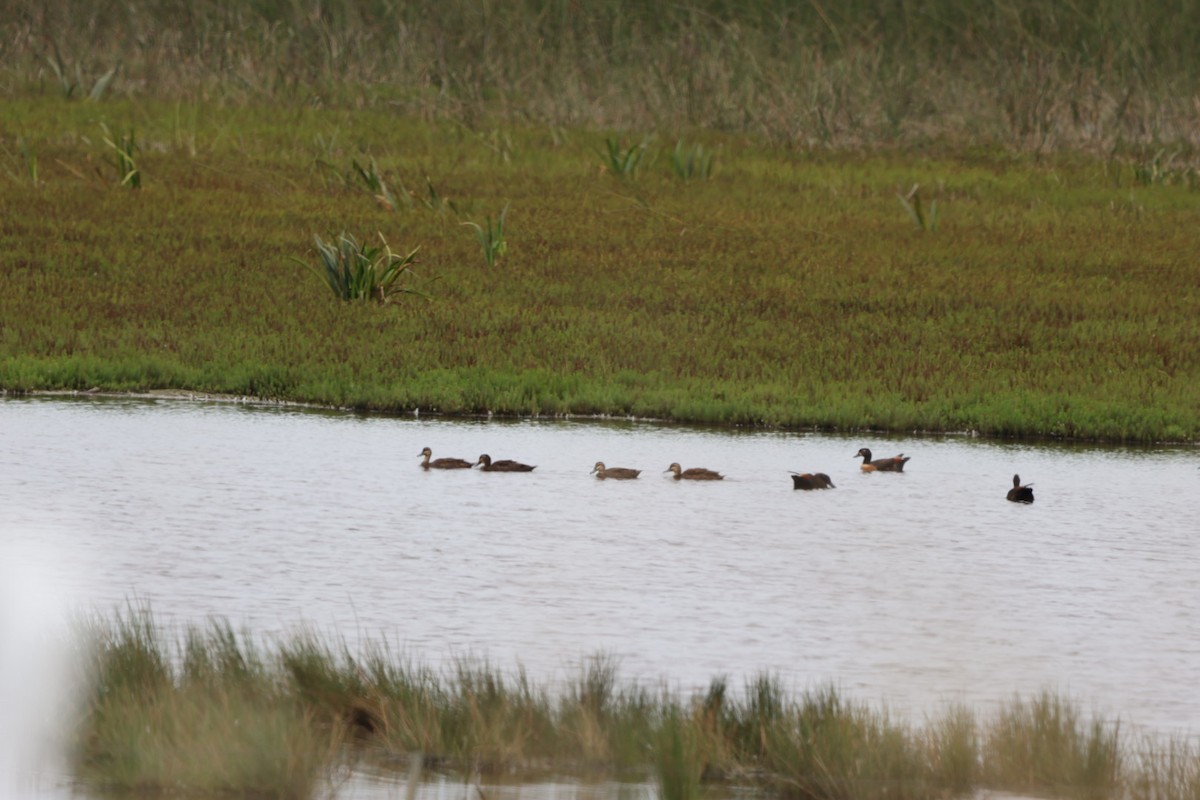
(2, 397, 1198, 795)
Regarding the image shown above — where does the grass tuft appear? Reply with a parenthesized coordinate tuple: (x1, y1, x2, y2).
(351, 156, 402, 211)
(462, 204, 509, 267)
(924, 704, 979, 794)
(654, 704, 703, 800)
(670, 140, 715, 181)
(297, 232, 424, 302)
(99, 123, 140, 189)
(74, 608, 335, 797)
(603, 137, 650, 179)
(2, 136, 42, 187)
(1127, 738, 1200, 800)
(983, 691, 1122, 799)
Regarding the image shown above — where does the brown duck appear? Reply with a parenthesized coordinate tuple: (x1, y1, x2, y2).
(1006, 474, 1035, 503)
(475, 454, 536, 472)
(666, 463, 724, 481)
(592, 462, 641, 480)
(856, 448, 911, 472)
(790, 472, 835, 490)
(418, 447, 473, 470)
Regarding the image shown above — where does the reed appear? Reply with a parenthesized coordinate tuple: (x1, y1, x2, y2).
(73, 609, 335, 797)
(442, 660, 531, 768)
(3, 0, 1198, 152)
(758, 687, 930, 800)
(923, 704, 979, 794)
(654, 704, 703, 800)
(981, 691, 1122, 799)
(1127, 738, 1200, 800)
(64, 610, 1200, 800)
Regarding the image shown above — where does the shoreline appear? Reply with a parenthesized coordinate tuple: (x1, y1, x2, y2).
(7, 388, 1198, 447)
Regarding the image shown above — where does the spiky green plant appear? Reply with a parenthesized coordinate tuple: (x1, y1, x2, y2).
(44, 36, 118, 101)
(22, 138, 40, 186)
(419, 177, 459, 215)
(603, 137, 649, 178)
(99, 123, 140, 189)
(3, 137, 40, 186)
(897, 183, 938, 231)
(483, 128, 515, 163)
(43, 39, 81, 99)
(462, 204, 508, 267)
(297, 233, 423, 302)
(1132, 149, 1198, 187)
(88, 65, 119, 101)
(352, 156, 403, 210)
(670, 140, 715, 181)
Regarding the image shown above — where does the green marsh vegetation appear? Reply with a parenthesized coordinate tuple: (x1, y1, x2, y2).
(603, 137, 651, 179)
(297, 232, 423, 302)
(68, 609, 1200, 799)
(462, 203, 509, 267)
(0, 0, 1198, 442)
(98, 123, 141, 189)
(671, 141, 717, 182)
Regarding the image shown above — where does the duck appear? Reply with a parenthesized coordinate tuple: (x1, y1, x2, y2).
(418, 447, 473, 470)
(790, 472, 835, 490)
(1006, 474, 1035, 503)
(475, 454, 536, 472)
(665, 463, 724, 481)
(855, 448, 911, 472)
(591, 462, 641, 480)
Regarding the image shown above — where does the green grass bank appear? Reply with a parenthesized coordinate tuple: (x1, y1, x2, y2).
(2, 2, 1198, 442)
(67, 609, 1200, 799)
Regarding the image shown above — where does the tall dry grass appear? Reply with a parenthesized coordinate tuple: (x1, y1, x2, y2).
(73, 610, 337, 797)
(2, 0, 1198, 153)
(982, 691, 1122, 799)
(68, 610, 1200, 800)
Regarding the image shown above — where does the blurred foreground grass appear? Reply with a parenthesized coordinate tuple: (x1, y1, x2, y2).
(67, 608, 1200, 799)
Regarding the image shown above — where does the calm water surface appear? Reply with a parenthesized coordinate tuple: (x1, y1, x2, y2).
(2, 396, 1199, 794)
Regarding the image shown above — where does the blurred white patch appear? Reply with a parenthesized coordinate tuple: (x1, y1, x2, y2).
(0, 542, 80, 798)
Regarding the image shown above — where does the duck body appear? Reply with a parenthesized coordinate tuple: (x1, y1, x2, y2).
(856, 448, 911, 472)
(418, 447, 473, 469)
(666, 462, 723, 481)
(592, 462, 641, 480)
(1007, 474, 1035, 503)
(475, 454, 536, 472)
(791, 472, 835, 490)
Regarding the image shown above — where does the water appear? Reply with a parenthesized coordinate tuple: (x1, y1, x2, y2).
(2, 396, 1198, 795)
